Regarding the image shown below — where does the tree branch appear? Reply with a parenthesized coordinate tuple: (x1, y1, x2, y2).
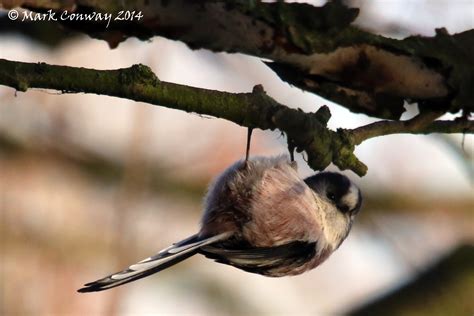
(351, 112, 473, 145)
(1, 0, 472, 119)
(0, 58, 472, 176)
(0, 58, 366, 175)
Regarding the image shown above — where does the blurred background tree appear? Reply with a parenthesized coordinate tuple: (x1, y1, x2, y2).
(0, 0, 472, 315)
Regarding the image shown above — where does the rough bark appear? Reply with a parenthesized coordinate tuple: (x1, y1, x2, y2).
(0, 58, 472, 176)
(1, 0, 473, 119)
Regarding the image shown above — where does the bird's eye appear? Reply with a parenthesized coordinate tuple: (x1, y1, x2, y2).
(327, 192, 336, 201)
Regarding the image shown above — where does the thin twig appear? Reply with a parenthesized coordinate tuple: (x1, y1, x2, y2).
(0, 58, 472, 176)
(351, 115, 472, 145)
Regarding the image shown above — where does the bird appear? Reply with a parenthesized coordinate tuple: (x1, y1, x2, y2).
(78, 129, 362, 292)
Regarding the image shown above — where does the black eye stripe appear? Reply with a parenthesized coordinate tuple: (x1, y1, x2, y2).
(304, 172, 358, 214)
(339, 205, 349, 213)
(327, 192, 336, 201)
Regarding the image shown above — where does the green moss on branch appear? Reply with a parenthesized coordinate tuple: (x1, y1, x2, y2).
(0, 58, 471, 176)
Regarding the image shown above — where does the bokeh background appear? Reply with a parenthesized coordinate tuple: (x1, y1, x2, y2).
(1, 0, 473, 315)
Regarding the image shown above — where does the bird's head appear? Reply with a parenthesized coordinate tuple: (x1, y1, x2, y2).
(304, 172, 362, 220)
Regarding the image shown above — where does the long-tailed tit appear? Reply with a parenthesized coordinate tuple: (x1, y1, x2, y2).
(79, 154, 362, 292)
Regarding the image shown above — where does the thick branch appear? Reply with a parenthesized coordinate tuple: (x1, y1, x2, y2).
(1, 0, 472, 119)
(0, 58, 472, 175)
(0, 58, 366, 175)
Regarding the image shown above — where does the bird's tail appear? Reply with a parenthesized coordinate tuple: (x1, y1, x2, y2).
(78, 232, 231, 292)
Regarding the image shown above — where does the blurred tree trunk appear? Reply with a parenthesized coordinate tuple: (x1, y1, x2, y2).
(349, 245, 474, 316)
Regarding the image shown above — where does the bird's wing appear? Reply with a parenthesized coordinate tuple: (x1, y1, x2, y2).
(200, 240, 316, 275)
(78, 232, 231, 292)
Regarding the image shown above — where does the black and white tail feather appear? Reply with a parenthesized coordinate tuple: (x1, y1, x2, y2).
(78, 155, 362, 292)
(78, 233, 231, 292)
